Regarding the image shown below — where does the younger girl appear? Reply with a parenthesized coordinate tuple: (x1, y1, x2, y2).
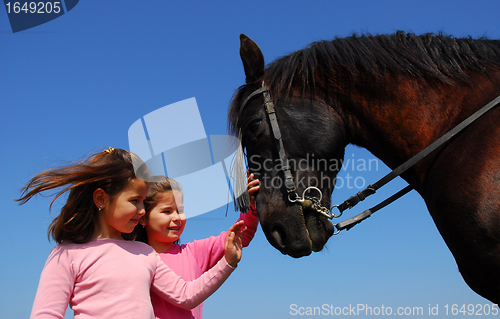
(135, 172, 259, 319)
(18, 147, 246, 319)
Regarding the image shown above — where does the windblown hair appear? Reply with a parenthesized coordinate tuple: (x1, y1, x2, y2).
(17, 148, 150, 244)
(229, 31, 500, 136)
(134, 176, 182, 244)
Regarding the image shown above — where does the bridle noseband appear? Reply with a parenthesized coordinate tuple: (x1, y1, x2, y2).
(239, 81, 500, 234)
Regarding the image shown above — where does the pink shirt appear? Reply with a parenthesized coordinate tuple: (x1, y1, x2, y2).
(151, 210, 259, 319)
(30, 238, 235, 319)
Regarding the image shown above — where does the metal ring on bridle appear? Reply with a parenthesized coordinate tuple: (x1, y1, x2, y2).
(291, 187, 322, 206)
(302, 186, 323, 202)
(288, 191, 300, 203)
(330, 204, 342, 218)
(293, 187, 338, 220)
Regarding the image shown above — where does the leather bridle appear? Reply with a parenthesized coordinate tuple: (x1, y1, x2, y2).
(238, 81, 500, 234)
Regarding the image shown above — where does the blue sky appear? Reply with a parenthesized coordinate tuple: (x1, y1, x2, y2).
(2, 1, 500, 318)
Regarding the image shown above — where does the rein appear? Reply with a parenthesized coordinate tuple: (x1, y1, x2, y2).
(239, 81, 500, 234)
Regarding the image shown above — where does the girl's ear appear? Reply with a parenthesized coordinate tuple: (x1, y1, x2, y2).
(139, 216, 147, 227)
(93, 188, 107, 210)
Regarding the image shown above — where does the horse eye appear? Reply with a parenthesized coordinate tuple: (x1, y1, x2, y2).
(249, 120, 261, 135)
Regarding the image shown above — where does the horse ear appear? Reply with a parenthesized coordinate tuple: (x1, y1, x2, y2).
(239, 34, 265, 83)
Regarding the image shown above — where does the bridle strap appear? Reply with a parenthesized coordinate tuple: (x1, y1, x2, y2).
(238, 86, 267, 120)
(262, 88, 296, 193)
(335, 185, 413, 232)
(239, 81, 297, 194)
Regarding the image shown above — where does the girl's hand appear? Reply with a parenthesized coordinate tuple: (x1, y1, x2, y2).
(247, 170, 259, 209)
(224, 220, 247, 267)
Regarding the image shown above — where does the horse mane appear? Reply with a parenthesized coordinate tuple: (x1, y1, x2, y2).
(228, 31, 500, 135)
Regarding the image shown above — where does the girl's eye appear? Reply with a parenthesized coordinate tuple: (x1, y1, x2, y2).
(162, 210, 171, 214)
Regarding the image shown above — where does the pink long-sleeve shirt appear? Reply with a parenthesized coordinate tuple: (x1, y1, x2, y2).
(30, 238, 236, 319)
(151, 210, 259, 319)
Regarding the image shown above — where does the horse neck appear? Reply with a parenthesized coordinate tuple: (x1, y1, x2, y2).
(338, 71, 500, 188)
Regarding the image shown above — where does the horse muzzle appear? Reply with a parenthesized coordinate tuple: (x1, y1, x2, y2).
(260, 198, 335, 258)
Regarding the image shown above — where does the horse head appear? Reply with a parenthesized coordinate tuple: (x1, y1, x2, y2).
(229, 34, 346, 257)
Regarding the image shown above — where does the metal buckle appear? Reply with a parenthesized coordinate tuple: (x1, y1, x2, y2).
(291, 187, 343, 220)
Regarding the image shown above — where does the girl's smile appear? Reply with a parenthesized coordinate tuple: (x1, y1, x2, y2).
(143, 190, 186, 253)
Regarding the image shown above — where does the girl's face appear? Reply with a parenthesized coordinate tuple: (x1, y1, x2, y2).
(98, 178, 149, 239)
(144, 190, 186, 252)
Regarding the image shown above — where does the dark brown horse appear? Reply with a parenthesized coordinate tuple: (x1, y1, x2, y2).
(228, 32, 500, 303)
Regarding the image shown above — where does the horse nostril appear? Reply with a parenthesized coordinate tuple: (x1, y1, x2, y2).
(271, 227, 286, 250)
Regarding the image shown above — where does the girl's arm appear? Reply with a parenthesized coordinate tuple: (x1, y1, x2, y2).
(194, 172, 259, 270)
(151, 221, 246, 309)
(238, 171, 259, 247)
(30, 247, 73, 319)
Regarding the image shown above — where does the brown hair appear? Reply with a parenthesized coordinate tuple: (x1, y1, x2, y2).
(134, 176, 182, 244)
(17, 148, 150, 244)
